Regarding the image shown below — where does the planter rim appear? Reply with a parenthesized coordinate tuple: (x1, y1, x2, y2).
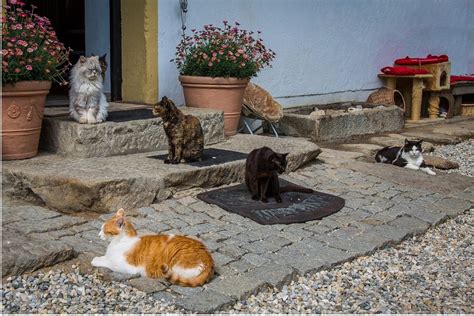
(2, 80, 52, 92)
(179, 75, 249, 84)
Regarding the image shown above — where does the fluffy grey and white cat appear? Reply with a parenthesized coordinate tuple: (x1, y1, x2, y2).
(69, 56, 108, 124)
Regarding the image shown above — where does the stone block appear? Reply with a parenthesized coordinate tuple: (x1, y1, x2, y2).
(40, 107, 225, 158)
(175, 289, 233, 313)
(2, 229, 78, 277)
(206, 274, 267, 300)
(279, 105, 404, 142)
(245, 264, 298, 288)
(3, 134, 321, 214)
(127, 277, 167, 293)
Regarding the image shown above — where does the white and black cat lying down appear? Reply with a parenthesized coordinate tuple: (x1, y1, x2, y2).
(375, 139, 436, 175)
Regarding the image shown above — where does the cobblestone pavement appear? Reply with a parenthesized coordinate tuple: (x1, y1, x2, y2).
(2, 146, 473, 312)
(227, 209, 473, 313)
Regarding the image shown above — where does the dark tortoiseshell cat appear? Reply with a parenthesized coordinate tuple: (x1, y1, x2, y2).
(99, 53, 107, 81)
(245, 147, 313, 203)
(153, 96, 204, 164)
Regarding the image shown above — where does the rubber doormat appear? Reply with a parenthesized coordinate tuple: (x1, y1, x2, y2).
(107, 109, 154, 122)
(148, 148, 248, 167)
(197, 179, 345, 225)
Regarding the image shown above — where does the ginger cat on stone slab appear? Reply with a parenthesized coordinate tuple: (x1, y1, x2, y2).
(91, 209, 214, 287)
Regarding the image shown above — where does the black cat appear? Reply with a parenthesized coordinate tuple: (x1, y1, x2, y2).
(245, 146, 313, 203)
(375, 139, 436, 175)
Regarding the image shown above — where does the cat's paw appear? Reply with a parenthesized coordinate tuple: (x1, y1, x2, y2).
(251, 195, 259, 201)
(88, 118, 97, 124)
(171, 159, 179, 164)
(91, 256, 108, 267)
(275, 196, 282, 203)
(96, 118, 104, 123)
(261, 197, 268, 203)
(427, 169, 436, 175)
(79, 117, 88, 124)
(164, 159, 171, 164)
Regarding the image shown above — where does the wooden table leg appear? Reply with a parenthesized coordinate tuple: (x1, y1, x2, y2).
(428, 91, 440, 119)
(410, 78, 424, 121)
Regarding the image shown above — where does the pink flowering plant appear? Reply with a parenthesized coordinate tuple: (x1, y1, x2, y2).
(172, 21, 276, 79)
(1, 0, 72, 85)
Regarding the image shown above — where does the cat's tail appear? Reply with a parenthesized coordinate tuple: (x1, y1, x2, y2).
(280, 184, 314, 194)
(161, 263, 213, 287)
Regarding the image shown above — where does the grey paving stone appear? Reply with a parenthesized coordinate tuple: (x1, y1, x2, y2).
(128, 277, 167, 294)
(276, 230, 304, 242)
(387, 215, 431, 237)
(169, 284, 204, 296)
(136, 206, 157, 217)
(241, 240, 281, 254)
(311, 227, 387, 255)
(217, 244, 248, 259)
(227, 259, 256, 273)
(214, 265, 239, 277)
(2, 202, 61, 221)
(60, 235, 104, 255)
(400, 203, 449, 225)
(175, 289, 233, 313)
(245, 264, 297, 288)
(182, 223, 222, 236)
(242, 253, 270, 267)
(2, 228, 78, 277)
(190, 201, 226, 219)
(199, 231, 230, 243)
(263, 235, 292, 248)
(98, 269, 141, 282)
(206, 274, 267, 300)
(6, 216, 87, 235)
(213, 252, 236, 267)
(177, 196, 199, 206)
(435, 197, 473, 216)
(164, 218, 189, 230)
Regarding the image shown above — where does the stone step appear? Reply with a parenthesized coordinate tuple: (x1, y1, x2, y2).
(40, 106, 225, 158)
(3, 134, 321, 214)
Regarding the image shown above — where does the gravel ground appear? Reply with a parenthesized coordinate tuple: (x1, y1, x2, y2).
(0, 268, 182, 314)
(430, 139, 473, 177)
(227, 209, 474, 313)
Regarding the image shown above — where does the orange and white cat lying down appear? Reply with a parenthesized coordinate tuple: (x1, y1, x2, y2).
(91, 208, 214, 287)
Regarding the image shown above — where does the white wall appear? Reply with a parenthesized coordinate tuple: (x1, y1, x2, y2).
(158, 0, 474, 107)
(85, 0, 111, 93)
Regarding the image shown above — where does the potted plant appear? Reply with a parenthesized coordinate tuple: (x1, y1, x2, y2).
(1, 0, 71, 160)
(172, 21, 275, 136)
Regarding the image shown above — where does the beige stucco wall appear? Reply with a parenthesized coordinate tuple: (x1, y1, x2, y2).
(121, 0, 158, 104)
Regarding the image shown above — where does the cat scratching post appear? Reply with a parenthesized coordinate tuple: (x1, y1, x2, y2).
(378, 74, 432, 121)
(401, 61, 451, 119)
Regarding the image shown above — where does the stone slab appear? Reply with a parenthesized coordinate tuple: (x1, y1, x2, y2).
(3, 135, 321, 213)
(2, 228, 77, 277)
(40, 107, 225, 158)
(278, 105, 404, 142)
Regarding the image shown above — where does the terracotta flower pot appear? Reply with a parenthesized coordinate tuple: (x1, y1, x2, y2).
(179, 75, 249, 136)
(2, 81, 51, 160)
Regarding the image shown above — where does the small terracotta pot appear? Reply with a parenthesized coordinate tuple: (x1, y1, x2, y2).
(2, 81, 51, 160)
(179, 75, 249, 136)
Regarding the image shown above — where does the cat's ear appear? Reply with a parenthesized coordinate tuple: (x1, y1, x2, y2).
(404, 138, 409, 146)
(116, 208, 125, 217)
(116, 217, 125, 228)
(79, 56, 86, 63)
(162, 96, 168, 102)
(417, 139, 423, 144)
(100, 53, 107, 60)
(283, 153, 289, 159)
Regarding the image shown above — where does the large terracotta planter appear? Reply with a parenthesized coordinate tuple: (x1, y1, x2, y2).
(179, 75, 249, 136)
(2, 81, 51, 160)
